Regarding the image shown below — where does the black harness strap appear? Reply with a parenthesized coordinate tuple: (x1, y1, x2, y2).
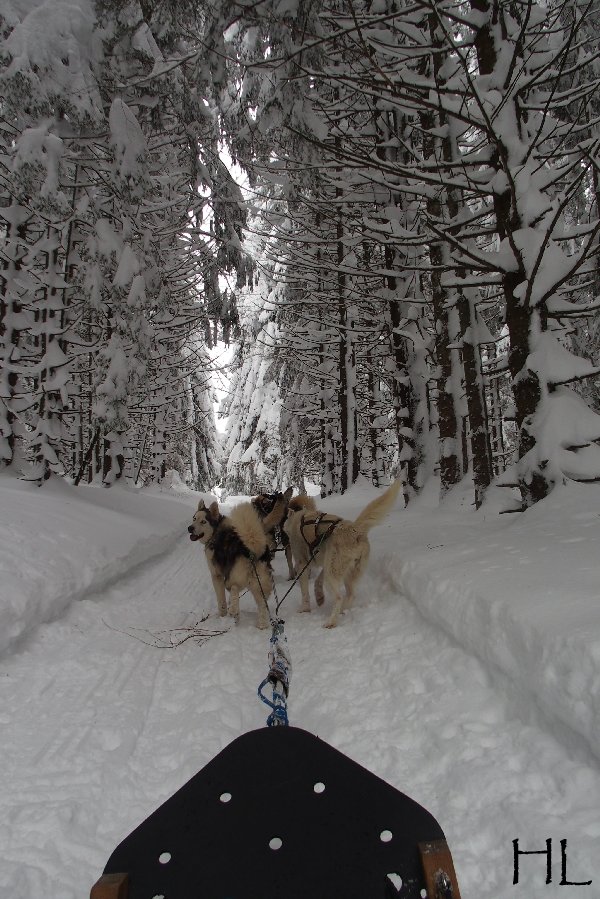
(299, 512, 340, 555)
(272, 513, 340, 615)
(246, 546, 275, 565)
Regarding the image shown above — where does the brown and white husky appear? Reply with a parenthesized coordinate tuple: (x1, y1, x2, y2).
(252, 491, 318, 578)
(188, 494, 289, 628)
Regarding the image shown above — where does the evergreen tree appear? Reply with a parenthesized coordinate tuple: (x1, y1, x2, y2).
(0, 0, 238, 486)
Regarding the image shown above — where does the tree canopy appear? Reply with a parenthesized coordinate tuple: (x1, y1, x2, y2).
(2, 0, 600, 509)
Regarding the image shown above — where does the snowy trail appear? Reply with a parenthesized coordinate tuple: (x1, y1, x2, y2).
(1, 534, 599, 899)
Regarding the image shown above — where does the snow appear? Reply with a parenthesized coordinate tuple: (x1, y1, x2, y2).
(108, 98, 147, 182)
(511, 387, 600, 485)
(13, 124, 66, 206)
(1, 472, 599, 898)
(1, 0, 102, 124)
(526, 331, 599, 387)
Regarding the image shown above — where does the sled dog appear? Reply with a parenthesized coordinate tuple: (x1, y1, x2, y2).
(188, 494, 288, 628)
(283, 480, 402, 628)
(252, 490, 315, 579)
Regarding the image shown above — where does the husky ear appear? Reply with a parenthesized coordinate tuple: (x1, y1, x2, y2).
(204, 501, 220, 527)
(197, 499, 206, 510)
(283, 486, 293, 502)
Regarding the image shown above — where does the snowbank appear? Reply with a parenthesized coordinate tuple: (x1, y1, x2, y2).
(0, 475, 199, 657)
(380, 481, 600, 763)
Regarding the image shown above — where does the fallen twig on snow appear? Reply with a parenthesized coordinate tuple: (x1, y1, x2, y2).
(102, 615, 230, 648)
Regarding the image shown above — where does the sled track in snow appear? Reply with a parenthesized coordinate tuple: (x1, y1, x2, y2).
(1, 537, 599, 899)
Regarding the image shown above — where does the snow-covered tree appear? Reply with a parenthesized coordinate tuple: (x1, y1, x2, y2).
(220, 305, 285, 495)
(0, 0, 238, 487)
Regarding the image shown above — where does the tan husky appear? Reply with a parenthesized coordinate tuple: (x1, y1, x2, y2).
(188, 494, 288, 628)
(283, 481, 401, 628)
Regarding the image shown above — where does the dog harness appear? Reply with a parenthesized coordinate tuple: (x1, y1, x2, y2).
(299, 512, 340, 555)
(253, 492, 289, 554)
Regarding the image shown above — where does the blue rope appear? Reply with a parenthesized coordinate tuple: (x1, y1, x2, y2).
(257, 618, 292, 726)
(257, 677, 289, 726)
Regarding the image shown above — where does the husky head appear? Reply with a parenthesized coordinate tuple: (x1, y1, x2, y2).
(188, 499, 222, 543)
(252, 487, 293, 524)
(282, 495, 317, 535)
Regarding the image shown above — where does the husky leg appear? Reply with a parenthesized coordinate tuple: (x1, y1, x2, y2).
(249, 564, 271, 629)
(298, 565, 312, 612)
(211, 573, 228, 617)
(249, 585, 269, 629)
(343, 543, 369, 610)
(314, 569, 325, 606)
(228, 586, 240, 623)
(343, 576, 355, 610)
(323, 575, 344, 628)
(285, 544, 296, 580)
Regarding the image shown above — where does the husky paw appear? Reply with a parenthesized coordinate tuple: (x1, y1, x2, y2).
(323, 619, 337, 629)
(298, 604, 311, 613)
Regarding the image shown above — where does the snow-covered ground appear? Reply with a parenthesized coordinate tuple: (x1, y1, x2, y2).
(0, 472, 598, 898)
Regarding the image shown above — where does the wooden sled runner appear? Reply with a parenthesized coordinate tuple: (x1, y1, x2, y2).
(90, 726, 461, 899)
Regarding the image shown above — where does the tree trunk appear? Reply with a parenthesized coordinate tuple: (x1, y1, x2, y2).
(0, 209, 29, 467)
(471, 0, 552, 507)
(375, 110, 415, 499)
(336, 182, 359, 493)
(420, 72, 461, 495)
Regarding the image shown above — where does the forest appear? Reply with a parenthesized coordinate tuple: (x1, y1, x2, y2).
(2, 0, 600, 511)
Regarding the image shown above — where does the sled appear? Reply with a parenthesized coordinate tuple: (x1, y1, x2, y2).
(90, 726, 461, 898)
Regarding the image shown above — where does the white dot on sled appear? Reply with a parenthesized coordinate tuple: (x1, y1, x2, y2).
(313, 781, 325, 793)
(380, 829, 393, 843)
(219, 791, 232, 803)
(158, 852, 171, 864)
(269, 837, 283, 850)
(386, 872, 403, 891)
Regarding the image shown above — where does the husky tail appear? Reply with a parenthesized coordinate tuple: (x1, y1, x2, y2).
(228, 503, 269, 557)
(353, 480, 402, 533)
